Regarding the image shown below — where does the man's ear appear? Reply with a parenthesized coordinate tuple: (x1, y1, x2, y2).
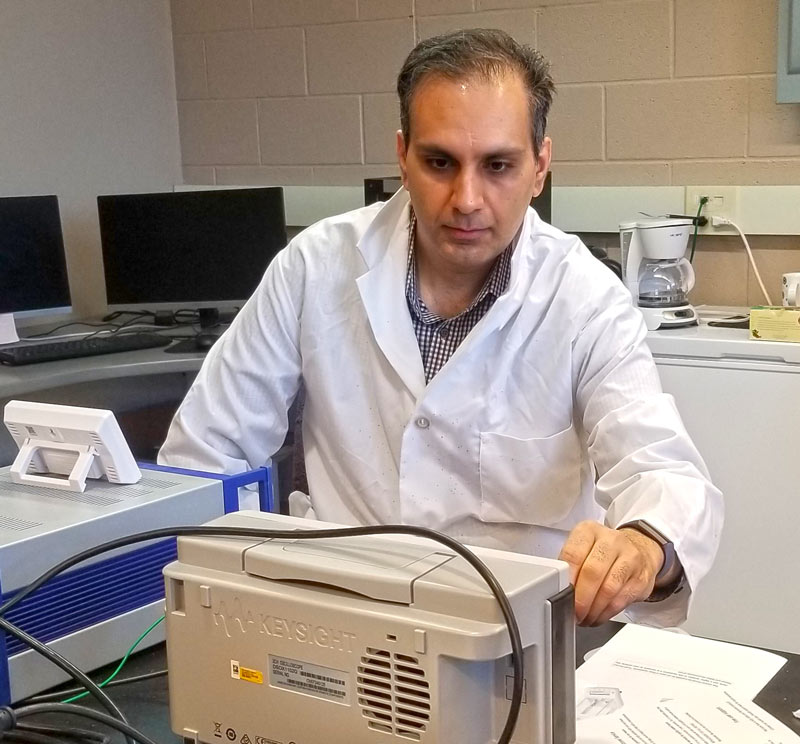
(532, 136, 552, 198)
(396, 129, 409, 188)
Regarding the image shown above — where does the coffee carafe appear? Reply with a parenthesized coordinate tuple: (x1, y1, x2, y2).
(619, 218, 698, 331)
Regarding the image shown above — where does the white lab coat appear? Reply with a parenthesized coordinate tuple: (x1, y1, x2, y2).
(160, 190, 723, 626)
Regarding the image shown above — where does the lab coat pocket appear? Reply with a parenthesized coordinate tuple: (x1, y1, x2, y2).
(479, 426, 581, 526)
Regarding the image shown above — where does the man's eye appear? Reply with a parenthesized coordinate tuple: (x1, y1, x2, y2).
(488, 161, 510, 173)
(428, 158, 450, 170)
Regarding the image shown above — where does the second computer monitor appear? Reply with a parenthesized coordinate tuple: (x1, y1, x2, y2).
(98, 187, 287, 311)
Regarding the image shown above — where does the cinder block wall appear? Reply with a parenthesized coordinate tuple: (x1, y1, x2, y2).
(170, 0, 800, 305)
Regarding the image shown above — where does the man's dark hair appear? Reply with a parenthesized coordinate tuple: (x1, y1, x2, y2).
(397, 28, 556, 155)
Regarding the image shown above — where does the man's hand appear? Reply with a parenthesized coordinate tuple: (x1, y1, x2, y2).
(558, 521, 664, 626)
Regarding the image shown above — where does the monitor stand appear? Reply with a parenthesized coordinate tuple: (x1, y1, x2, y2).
(0, 314, 19, 345)
(198, 308, 219, 329)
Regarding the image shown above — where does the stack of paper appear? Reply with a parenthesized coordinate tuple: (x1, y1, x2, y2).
(576, 624, 798, 743)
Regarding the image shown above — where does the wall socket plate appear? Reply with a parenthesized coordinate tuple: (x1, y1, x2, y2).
(685, 186, 740, 234)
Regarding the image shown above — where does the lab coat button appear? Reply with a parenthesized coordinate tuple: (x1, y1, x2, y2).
(415, 416, 430, 429)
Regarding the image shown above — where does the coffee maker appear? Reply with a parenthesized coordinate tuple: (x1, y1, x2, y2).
(619, 218, 698, 331)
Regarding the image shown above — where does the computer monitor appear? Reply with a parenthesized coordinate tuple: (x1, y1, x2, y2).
(0, 195, 71, 318)
(98, 187, 287, 313)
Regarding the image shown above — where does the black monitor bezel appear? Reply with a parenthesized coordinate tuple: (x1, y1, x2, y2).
(97, 187, 287, 313)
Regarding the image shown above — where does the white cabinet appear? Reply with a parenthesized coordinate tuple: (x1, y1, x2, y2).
(648, 325, 800, 653)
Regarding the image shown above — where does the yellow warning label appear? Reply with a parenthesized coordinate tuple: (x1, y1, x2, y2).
(239, 666, 264, 684)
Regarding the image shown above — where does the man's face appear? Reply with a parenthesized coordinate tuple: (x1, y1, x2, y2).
(397, 71, 551, 277)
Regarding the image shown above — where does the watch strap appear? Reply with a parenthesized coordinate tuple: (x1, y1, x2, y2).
(619, 520, 684, 602)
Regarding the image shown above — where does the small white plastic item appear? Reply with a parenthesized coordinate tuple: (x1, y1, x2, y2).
(576, 687, 625, 719)
(3, 400, 141, 492)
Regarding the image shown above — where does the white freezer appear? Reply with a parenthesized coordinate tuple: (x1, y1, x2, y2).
(646, 318, 800, 653)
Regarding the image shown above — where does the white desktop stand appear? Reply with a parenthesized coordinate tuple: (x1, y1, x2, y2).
(11, 439, 99, 492)
(4, 401, 142, 493)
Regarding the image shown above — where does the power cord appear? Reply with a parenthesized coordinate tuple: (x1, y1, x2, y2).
(18, 309, 229, 346)
(100, 311, 152, 324)
(2, 704, 159, 744)
(0, 722, 110, 744)
(688, 196, 709, 264)
(60, 616, 165, 704)
(15, 723, 110, 744)
(0, 617, 134, 744)
(83, 314, 158, 341)
(1, 524, 528, 744)
(21, 322, 120, 340)
(711, 216, 773, 305)
(22, 670, 168, 706)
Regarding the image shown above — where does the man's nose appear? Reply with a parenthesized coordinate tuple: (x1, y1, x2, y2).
(451, 168, 483, 213)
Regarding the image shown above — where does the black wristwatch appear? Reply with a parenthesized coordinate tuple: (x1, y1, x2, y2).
(619, 520, 685, 602)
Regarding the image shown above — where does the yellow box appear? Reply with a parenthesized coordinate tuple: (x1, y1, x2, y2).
(750, 306, 800, 342)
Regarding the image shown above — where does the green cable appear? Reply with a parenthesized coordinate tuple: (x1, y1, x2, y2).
(689, 196, 709, 263)
(61, 614, 165, 704)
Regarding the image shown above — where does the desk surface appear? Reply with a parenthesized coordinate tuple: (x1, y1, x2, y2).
(0, 341, 206, 398)
(0, 339, 209, 466)
(27, 625, 800, 743)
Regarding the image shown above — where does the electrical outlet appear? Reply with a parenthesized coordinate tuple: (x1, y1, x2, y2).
(685, 186, 740, 234)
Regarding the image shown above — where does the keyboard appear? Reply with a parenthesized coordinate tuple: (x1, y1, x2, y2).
(0, 332, 173, 366)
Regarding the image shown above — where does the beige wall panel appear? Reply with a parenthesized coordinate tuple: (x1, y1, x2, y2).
(417, 0, 475, 16)
(675, 0, 776, 77)
(313, 164, 401, 185)
(307, 19, 414, 94)
(364, 93, 400, 164)
(182, 166, 215, 184)
(418, 9, 536, 46)
(747, 239, 800, 305)
(206, 29, 306, 98)
(253, 0, 358, 27)
(538, 1, 670, 84)
(359, 0, 414, 20)
(178, 100, 259, 165)
(673, 159, 800, 186)
(607, 79, 749, 159)
(258, 96, 362, 164)
(551, 162, 671, 186)
(548, 85, 603, 161)
(478, 0, 589, 7)
(216, 165, 315, 185)
(173, 35, 207, 100)
(170, 0, 252, 33)
(690, 240, 749, 306)
(748, 77, 800, 158)
(167, 0, 799, 198)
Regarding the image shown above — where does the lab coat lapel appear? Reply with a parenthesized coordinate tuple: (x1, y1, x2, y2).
(356, 194, 426, 401)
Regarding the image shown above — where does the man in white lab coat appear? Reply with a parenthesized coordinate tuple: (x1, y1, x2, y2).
(159, 29, 722, 627)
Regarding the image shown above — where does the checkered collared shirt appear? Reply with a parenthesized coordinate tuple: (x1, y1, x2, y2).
(405, 211, 513, 383)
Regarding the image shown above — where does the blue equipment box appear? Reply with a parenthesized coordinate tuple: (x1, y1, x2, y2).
(0, 462, 270, 703)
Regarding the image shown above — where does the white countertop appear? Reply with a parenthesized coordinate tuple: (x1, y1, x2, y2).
(645, 306, 800, 364)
